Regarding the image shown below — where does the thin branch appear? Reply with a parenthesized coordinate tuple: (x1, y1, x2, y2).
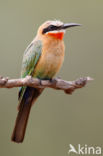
(0, 75, 93, 94)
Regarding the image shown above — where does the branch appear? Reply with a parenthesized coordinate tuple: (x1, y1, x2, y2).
(0, 75, 93, 94)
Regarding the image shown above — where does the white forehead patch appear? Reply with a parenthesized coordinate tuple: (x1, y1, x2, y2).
(51, 20, 63, 26)
(46, 20, 63, 26)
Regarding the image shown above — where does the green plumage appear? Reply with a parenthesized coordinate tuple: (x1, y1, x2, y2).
(21, 40, 42, 78)
(19, 40, 42, 101)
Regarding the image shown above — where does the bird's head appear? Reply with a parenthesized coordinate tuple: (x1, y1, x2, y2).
(37, 20, 81, 40)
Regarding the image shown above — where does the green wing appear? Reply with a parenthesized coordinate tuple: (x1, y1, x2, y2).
(21, 40, 42, 78)
(18, 40, 42, 100)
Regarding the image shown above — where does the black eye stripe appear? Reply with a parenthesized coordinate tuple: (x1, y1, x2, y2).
(42, 25, 61, 34)
(48, 25, 58, 30)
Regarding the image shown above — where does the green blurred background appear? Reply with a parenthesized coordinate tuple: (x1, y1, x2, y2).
(0, 0, 103, 156)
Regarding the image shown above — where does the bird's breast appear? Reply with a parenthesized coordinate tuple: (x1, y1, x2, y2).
(33, 40, 65, 79)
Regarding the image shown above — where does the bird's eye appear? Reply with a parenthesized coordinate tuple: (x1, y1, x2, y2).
(42, 25, 58, 34)
(48, 25, 58, 31)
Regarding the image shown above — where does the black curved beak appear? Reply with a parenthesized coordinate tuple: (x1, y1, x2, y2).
(61, 23, 82, 29)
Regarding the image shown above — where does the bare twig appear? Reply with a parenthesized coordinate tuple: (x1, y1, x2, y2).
(0, 75, 93, 94)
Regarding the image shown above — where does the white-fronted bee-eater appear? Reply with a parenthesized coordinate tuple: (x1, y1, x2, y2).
(11, 20, 81, 143)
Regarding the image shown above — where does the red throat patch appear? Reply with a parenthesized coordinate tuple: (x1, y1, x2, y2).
(48, 32, 64, 40)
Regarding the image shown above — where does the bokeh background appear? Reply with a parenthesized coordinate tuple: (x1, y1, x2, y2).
(0, 0, 102, 156)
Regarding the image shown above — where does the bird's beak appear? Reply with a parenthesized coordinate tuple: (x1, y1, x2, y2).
(61, 23, 82, 29)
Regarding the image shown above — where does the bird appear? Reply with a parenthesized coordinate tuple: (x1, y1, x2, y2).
(11, 20, 81, 143)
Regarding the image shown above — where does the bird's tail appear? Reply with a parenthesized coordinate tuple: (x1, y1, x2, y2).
(11, 87, 43, 143)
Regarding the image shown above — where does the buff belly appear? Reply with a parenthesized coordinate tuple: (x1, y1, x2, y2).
(33, 50, 64, 79)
